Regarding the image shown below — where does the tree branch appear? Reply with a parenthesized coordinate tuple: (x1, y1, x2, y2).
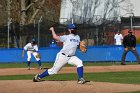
(25, 0, 39, 11)
(28, 0, 45, 24)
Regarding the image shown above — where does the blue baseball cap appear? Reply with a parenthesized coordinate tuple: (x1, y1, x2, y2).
(67, 24, 76, 29)
(31, 39, 36, 44)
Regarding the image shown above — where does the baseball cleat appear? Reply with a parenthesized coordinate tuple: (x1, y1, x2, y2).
(27, 66, 30, 70)
(77, 78, 86, 84)
(33, 74, 41, 82)
(120, 63, 126, 65)
(39, 66, 42, 70)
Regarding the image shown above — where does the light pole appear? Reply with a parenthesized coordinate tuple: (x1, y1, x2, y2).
(130, 13, 134, 31)
(7, 18, 12, 48)
(94, 15, 102, 45)
(38, 16, 42, 47)
(71, 18, 74, 24)
(121, 12, 134, 31)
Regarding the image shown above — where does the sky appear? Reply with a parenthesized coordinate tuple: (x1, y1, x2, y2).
(120, 0, 140, 17)
(130, 0, 140, 16)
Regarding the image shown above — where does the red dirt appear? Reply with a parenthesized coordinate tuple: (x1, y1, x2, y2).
(0, 65, 140, 75)
(0, 65, 140, 93)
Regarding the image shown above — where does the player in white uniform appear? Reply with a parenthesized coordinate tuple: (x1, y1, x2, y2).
(22, 39, 42, 70)
(33, 24, 86, 84)
(114, 31, 123, 45)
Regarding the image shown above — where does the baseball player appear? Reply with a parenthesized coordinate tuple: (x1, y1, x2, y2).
(114, 31, 123, 45)
(22, 39, 42, 70)
(33, 23, 86, 84)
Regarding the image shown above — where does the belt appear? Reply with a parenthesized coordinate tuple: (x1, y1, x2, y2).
(62, 53, 73, 57)
(27, 50, 34, 51)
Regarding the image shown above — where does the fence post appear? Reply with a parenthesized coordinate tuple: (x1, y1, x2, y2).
(38, 16, 42, 47)
(7, 18, 12, 48)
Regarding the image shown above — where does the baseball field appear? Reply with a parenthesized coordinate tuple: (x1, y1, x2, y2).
(0, 62, 140, 93)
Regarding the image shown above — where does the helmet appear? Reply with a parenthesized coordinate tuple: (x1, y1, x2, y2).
(31, 39, 36, 44)
(67, 23, 76, 29)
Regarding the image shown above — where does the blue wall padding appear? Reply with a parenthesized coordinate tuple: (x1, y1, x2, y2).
(0, 45, 140, 63)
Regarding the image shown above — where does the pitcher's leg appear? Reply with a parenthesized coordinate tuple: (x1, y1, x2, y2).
(77, 66, 83, 79)
(33, 53, 68, 82)
(68, 56, 85, 84)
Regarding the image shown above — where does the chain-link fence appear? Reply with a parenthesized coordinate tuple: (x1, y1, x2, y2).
(0, 19, 121, 48)
(77, 23, 120, 46)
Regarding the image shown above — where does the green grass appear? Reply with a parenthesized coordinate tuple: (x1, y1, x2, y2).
(0, 62, 53, 68)
(0, 71, 140, 84)
(88, 71, 140, 84)
(118, 91, 140, 93)
(0, 62, 139, 68)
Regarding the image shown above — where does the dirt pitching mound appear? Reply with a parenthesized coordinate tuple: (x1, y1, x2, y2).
(0, 80, 140, 93)
(0, 65, 140, 93)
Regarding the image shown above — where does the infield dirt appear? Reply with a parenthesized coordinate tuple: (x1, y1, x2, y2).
(0, 65, 140, 93)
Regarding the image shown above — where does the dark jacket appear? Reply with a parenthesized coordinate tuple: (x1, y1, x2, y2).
(123, 34, 136, 48)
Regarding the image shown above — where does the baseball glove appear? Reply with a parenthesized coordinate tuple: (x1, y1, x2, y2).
(36, 53, 41, 58)
(80, 41, 87, 53)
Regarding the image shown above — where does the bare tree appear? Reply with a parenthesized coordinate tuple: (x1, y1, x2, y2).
(28, 0, 45, 24)
(0, 0, 61, 48)
(67, 0, 128, 25)
(102, 0, 110, 22)
(70, 0, 84, 23)
(102, 0, 126, 23)
(90, 0, 100, 22)
(44, 0, 61, 22)
(70, 0, 100, 24)
(0, 1, 8, 25)
(21, 0, 26, 25)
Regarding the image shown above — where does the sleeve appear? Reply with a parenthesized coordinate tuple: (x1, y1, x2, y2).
(121, 34, 123, 39)
(114, 34, 116, 39)
(133, 36, 136, 47)
(34, 45, 38, 52)
(123, 36, 127, 48)
(23, 43, 29, 50)
(114, 35, 117, 43)
(58, 35, 67, 42)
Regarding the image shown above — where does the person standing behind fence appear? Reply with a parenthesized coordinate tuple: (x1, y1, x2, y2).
(114, 31, 123, 45)
(22, 39, 42, 70)
(121, 30, 140, 65)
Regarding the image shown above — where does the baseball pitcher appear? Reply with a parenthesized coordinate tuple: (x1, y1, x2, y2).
(33, 24, 86, 84)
